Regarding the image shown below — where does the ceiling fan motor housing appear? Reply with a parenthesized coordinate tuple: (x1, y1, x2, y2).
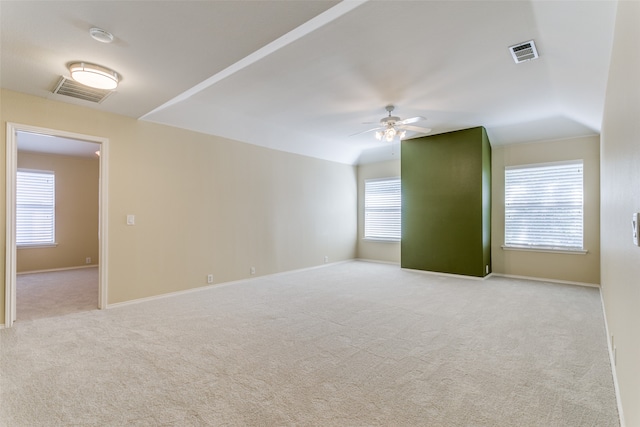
(381, 116, 400, 126)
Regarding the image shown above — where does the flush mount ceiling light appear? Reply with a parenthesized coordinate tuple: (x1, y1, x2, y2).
(69, 62, 119, 90)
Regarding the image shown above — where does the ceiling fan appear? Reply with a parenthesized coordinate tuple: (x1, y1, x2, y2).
(352, 105, 431, 142)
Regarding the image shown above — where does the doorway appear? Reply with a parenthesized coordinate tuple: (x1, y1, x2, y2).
(5, 123, 109, 327)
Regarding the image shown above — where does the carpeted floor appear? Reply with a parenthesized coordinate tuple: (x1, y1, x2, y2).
(0, 261, 619, 426)
(15, 267, 98, 321)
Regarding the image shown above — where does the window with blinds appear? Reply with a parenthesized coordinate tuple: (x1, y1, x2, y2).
(17, 170, 56, 246)
(505, 161, 583, 250)
(364, 177, 401, 241)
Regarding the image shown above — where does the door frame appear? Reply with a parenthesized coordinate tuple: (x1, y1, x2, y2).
(5, 122, 109, 327)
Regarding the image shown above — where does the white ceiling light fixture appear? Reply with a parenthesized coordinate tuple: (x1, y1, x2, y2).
(352, 105, 431, 142)
(69, 62, 119, 90)
(376, 126, 404, 143)
(375, 106, 407, 142)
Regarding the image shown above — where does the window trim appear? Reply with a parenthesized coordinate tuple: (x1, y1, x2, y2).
(363, 176, 402, 242)
(501, 245, 587, 255)
(503, 160, 585, 252)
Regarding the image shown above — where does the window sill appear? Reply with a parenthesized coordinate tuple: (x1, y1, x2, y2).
(17, 243, 58, 249)
(362, 238, 401, 243)
(501, 245, 587, 255)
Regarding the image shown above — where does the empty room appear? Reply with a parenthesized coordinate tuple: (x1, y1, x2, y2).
(1, 1, 638, 426)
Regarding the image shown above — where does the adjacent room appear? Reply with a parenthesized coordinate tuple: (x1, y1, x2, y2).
(15, 133, 100, 321)
(1, 1, 638, 426)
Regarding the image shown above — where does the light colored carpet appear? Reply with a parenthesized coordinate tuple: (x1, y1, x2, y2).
(0, 261, 619, 426)
(16, 267, 98, 322)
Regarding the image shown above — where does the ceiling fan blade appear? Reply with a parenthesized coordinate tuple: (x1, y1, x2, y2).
(349, 127, 383, 137)
(400, 125, 432, 134)
(398, 116, 426, 125)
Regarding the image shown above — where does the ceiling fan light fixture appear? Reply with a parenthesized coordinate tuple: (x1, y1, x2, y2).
(385, 127, 397, 142)
(375, 124, 405, 142)
(69, 62, 119, 90)
(353, 105, 430, 141)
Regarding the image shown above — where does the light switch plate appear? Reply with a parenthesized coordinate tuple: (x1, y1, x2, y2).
(127, 214, 135, 226)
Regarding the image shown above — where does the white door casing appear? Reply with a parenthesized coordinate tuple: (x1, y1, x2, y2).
(4, 123, 109, 327)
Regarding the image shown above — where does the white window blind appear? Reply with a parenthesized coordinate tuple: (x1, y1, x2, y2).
(505, 161, 583, 250)
(364, 177, 401, 241)
(17, 170, 55, 246)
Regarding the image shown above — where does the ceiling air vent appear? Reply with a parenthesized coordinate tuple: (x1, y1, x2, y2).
(509, 40, 539, 63)
(52, 76, 112, 103)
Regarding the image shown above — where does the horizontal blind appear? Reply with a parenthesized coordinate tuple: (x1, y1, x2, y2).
(505, 161, 583, 249)
(17, 170, 55, 246)
(364, 177, 401, 241)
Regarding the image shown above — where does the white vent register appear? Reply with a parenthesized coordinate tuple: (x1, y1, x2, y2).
(509, 40, 539, 63)
(52, 76, 112, 103)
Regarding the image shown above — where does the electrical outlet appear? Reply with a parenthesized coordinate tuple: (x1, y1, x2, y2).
(86, 257, 92, 264)
(324, 256, 329, 263)
(250, 267, 256, 275)
(207, 274, 214, 284)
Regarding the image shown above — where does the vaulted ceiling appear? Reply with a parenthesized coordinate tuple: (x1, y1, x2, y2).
(1, 1, 618, 164)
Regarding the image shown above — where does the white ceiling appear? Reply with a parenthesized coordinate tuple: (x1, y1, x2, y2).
(17, 131, 101, 159)
(1, 1, 618, 164)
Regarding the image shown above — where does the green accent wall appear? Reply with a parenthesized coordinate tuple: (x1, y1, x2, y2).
(401, 127, 491, 277)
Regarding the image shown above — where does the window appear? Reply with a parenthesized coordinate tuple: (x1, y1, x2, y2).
(364, 177, 401, 241)
(16, 169, 56, 246)
(504, 161, 583, 251)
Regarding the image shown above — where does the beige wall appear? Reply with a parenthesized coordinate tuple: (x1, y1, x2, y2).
(601, 1, 640, 425)
(1, 89, 357, 316)
(356, 159, 401, 263)
(17, 151, 99, 273)
(491, 135, 601, 284)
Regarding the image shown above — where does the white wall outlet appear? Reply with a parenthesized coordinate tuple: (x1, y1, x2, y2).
(126, 214, 135, 225)
(85, 257, 92, 264)
(611, 335, 614, 349)
(633, 213, 639, 246)
(207, 274, 214, 284)
(324, 256, 329, 263)
(250, 267, 256, 275)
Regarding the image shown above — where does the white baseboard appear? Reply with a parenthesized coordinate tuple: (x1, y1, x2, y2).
(107, 260, 352, 309)
(357, 259, 494, 281)
(599, 290, 626, 427)
(402, 267, 491, 281)
(491, 272, 600, 288)
(17, 264, 98, 275)
(355, 258, 400, 266)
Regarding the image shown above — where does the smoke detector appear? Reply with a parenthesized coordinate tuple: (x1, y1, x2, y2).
(509, 40, 539, 63)
(89, 27, 114, 44)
